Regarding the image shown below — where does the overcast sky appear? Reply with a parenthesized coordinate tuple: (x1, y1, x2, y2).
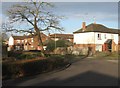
(52, 2, 118, 34)
(0, 1, 119, 35)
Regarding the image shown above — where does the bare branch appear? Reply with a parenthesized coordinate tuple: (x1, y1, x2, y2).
(20, 13, 34, 26)
(5, 1, 64, 52)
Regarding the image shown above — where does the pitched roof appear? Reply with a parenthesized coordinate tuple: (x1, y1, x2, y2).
(12, 36, 29, 40)
(50, 34, 73, 39)
(73, 23, 119, 34)
(12, 33, 48, 40)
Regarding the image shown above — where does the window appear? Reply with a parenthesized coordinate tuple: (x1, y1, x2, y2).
(16, 46, 20, 50)
(111, 34, 114, 39)
(67, 39, 71, 41)
(17, 40, 20, 43)
(104, 34, 106, 39)
(25, 39, 27, 43)
(31, 38, 34, 42)
(98, 34, 101, 40)
(96, 44, 102, 51)
(22, 40, 24, 43)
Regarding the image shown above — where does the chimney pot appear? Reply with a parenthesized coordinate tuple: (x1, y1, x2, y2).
(82, 22, 86, 30)
(48, 33, 50, 36)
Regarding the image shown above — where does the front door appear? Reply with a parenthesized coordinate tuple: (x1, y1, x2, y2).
(103, 39, 112, 52)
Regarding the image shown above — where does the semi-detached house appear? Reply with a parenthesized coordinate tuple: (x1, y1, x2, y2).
(8, 33, 48, 51)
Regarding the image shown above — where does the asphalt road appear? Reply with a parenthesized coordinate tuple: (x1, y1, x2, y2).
(2, 57, 119, 86)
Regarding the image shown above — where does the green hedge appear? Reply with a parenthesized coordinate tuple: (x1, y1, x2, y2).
(2, 56, 69, 80)
(8, 51, 42, 60)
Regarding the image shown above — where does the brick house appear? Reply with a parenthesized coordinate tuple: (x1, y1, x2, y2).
(73, 22, 119, 53)
(118, 33, 120, 52)
(49, 33, 74, 43)
(8, 33, 48, 51)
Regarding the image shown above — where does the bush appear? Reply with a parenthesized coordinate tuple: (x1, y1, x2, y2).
(8, 51, 22, 57)
(56, 40, 67, 47)
(17, 53, 39, 60)
(2, 55, 69, 80)
(8, 51, 42, 60)
(46, 39, 73, 52)
(46, 40, 56, 52)
(2, 63, 23, 79)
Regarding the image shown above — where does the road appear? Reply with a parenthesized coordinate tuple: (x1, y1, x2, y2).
(2, 57, 119, 86)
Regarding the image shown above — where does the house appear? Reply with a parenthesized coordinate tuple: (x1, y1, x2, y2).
(73, 22, 119, 53)
(118, 34, 120, 52)
(49, 33, 74, 43)
(8, 33, 48, 51)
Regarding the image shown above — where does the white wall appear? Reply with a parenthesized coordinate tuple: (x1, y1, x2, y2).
(95, 32, 118, 44)
(119, 36, 120, 42)
(74, 32, 95, 44)
(74, 32, 118, 45)
(8, 36, 14, 46)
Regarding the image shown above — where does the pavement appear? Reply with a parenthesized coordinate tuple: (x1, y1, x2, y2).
(107, 60, 118, 63)
(2, 57, 119, 86)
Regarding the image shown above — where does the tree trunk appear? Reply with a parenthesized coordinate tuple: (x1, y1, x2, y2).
(37, 30, 44, 51)
(37, 31, 45, 57)
(34, 17, 45, 57)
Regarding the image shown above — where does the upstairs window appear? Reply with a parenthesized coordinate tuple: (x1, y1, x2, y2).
(22, 40, 24, 43)
(98, 34, 101, 40)
(25, 39, 27, 43)
(111, 34, 114, 39)
(104, 34, 106, 39)
(17, 40, 20, 43)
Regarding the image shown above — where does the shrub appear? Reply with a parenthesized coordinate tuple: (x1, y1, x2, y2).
(46, 40, 55, 52)
(46, 39, 73, 52)
(56, 40, 67, 47)
(8, 51, 22, 57)
(2, 62, 23, 79)
(8, 51, 42, 60)
(2, 55, 69, 80)
(17, 53, 37, 60)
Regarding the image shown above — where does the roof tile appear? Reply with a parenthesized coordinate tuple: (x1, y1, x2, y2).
(73, 23, 119, 34)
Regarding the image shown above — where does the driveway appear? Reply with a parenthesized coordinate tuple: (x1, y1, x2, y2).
(2, 57, 119, 86)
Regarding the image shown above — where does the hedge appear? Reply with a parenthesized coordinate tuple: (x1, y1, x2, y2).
(8, 51, 42, 60)
(2, 56, 69, 80)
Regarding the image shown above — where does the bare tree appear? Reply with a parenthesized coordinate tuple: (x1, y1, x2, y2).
(5, 1, 64, 54)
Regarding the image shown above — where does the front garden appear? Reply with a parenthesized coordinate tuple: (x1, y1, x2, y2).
(2, 50, 85, 80)
(93, 51, 120, 60)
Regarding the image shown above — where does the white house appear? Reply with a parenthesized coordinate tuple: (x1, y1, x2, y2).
(73, 22, 119, 53)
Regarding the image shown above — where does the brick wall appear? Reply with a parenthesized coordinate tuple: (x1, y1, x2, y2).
(74, 44, 96, 53)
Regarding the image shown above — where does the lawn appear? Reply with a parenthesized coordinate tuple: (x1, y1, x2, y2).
(93, 51, 119, 60)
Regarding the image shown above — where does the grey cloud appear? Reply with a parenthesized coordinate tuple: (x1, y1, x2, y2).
(2, 2, 118, 24)
(52, 2, 118, 22)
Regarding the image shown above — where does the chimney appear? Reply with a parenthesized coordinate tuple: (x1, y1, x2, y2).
(93, 16, 96, 24)
(82, 22, 86, 30)
(48, 33, 50, 37)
